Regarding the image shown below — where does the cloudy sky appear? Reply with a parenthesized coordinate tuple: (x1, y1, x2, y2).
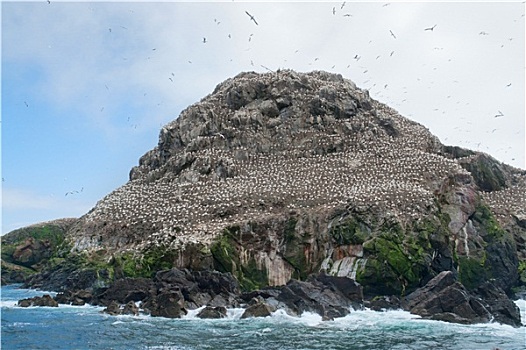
(1, 1, 524, 234)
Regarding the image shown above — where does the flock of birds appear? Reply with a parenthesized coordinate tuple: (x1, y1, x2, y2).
(72, 70, 523, 255)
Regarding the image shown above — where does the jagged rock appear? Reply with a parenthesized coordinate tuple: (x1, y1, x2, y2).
(241, 273, 363, 320)
(366, 295, 402, 312)
(241, 301, 274, 318)
(122, 301, 139, 316)
(18, 294, 59, 308)
(404, 271, 521, 327)
(103, 301, 122, 316)
(196, 306, 227, 319)
(149, 290, 187, 318)
(93, 277, 155, 306)
(475, 281, 522, 327)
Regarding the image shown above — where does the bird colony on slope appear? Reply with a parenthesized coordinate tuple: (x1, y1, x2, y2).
(78, 71, 500, 252)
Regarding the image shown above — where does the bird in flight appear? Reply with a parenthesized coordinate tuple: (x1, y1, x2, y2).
(494, 110, 504, 118)
(506, 83, 512, 87)
(203, 37, 207, 43)
(479, 31, 489, 35)
(389, 30, 396, 39)
(24, 101, 28, 107)
(424, 24, 437, 31)
(245, 11, 258, 25)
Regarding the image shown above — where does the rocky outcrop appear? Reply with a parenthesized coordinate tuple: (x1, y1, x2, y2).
(1, 219, 76, 285)
(18, 294, 58, 308)
(6, 70, 525, 327)
(241, 272, 363, 320)
(55, 289, 93, 306)
(92, 269, 240, 318)
(404, 271, 521, 327)
(197, 306, 227, 319)
(241, 300, 274, 319)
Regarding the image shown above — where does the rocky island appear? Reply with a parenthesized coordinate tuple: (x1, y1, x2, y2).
(2, 70, 525, 327)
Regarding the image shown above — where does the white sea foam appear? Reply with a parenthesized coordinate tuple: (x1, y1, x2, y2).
(0, 300, 18, 308)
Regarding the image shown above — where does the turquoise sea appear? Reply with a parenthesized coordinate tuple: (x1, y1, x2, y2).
(1, 284, 525, 350)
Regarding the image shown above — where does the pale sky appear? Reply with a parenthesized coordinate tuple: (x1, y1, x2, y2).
(1, 1, 525, 234)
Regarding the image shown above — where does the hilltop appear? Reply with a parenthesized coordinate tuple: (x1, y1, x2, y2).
(3, 70, 525, 308)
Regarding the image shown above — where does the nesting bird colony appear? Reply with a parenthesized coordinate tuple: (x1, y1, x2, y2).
(76, 70, 522, 252)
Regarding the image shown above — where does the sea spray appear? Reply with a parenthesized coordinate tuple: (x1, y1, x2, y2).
(2, 286, 525, 350)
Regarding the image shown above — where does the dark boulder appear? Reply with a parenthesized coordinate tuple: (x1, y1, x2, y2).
(313, 273, 364, 310)
(103, 301, 122, 316)
(196, 306, 227, 319)
(18, 294, 58, 308)
(148, 290, 187, 318)
(366, 295, 402, 311)
(55, 289, 93, 306)
(122, 301, 139, 316)
(239, 273, 364, 320)
(93, 277, 155, 306)
(404, 271, 521, 327)
(475, 281, 522, 327)
(404, 271, 491, 324)
(241, 301, 274, 319)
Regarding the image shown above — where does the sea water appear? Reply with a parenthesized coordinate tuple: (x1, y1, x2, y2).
(1, 284, 525, 350)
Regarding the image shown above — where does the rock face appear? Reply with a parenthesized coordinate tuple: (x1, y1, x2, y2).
(404, 271, 521, 327)
(5, 70, 525, 326)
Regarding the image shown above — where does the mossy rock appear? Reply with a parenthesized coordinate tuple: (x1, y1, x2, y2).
(282, 218, 315, 281)
(210, 226, 269, 291)
(115, 247, 181, 279)
(359, 235, 428, 296)
(471, 203, 507, 243)
(457, 256, 489, 290)
(329, 217, 370, 245)
(1, 223, 69, 269)
(519, 261, 526, 284)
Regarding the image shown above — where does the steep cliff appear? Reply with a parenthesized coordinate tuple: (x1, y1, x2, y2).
(7, 70, 525, 297)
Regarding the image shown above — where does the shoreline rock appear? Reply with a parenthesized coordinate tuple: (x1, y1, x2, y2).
(14, 268, 523, 327)
(403, 271, 521, 327)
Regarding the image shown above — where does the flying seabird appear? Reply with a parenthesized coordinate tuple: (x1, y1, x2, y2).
(203, 37, 207, 43)
(494, 111, 504, 118)
(24, 101, 28, 107)
(424, 24, 437, 31)
(341, 2, 346, 9)
(389, 30, 396, 39)
(479, 31, 489, 35)
(245, 11, 258, 25)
